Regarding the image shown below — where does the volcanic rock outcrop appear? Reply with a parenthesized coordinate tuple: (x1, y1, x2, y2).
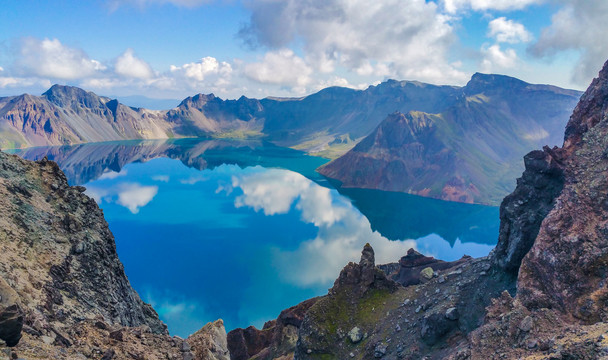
(227, 297, 319, 360)
(515, 59, 608, 321)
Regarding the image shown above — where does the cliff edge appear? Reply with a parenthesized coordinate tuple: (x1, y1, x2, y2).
(0, 151, 229, 359)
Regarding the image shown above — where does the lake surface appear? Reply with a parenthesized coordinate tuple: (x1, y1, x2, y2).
(12, 139, 499, 337)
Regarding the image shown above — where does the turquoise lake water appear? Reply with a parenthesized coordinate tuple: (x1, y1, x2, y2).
(13, 139, 499, 337)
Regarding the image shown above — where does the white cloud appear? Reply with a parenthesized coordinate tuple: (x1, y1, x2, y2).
(0, 77, 18, 87)
(80, 77, 126, 89)
(180, 175, 207, 185)
(488, 17, 532, 44)
(17, 38, 105, 80)
(229, 169, 417, 286)
(311, 76, 353, 92)
(98, 169, 128, 180)
(0, 66, 4, 72)
(531, 0, 608, 86)
(481, 44, 518, 72)
(152, 175, 170, 182)
(115, 48, 154, 79)
(232, 170, 310, 216)
(0, 76, 51, 89)
(243, 49, 312, 91)
(116, 183, 159, 214)
(85, 181, 157, 213)
(239, 0, 467, 85)
(170, 56, 232, 82)
(84, 187, 109, 205)
(443, 0, 544, 13)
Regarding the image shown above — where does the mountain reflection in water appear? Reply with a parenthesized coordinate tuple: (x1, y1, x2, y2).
(11, 139, 498, 336)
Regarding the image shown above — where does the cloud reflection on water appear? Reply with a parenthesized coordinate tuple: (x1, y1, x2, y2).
(86, 182, 159, 214)
(229, 169, 417, 287)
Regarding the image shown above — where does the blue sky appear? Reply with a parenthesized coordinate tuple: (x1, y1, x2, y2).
(0, 0, 605, 101)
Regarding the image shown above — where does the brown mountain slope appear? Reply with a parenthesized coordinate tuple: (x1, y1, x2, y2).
(0, 85, 264, 149)
(318, 74, 582, 205)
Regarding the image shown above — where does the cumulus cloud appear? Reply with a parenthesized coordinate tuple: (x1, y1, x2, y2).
(117, 183, 159, 214)
(443, 0, 544, 13)
(80, 77, 126, 89)
(530, 0, 608, 86)
(85, 182, 158, 213)
(0, 76, 51, 89)
(243, 49, 312, 91)
(84, 187, 109, 205)
(233, 170, 310, 216)
(115, 49, 154, 79)
(488, 17, 532, 44)
(170, 56, 232, 82)
(239, 0, 467, 84)
(16, 38, 105, 80)
(481, 44, 518, 72)
(0, 77, 18, 88)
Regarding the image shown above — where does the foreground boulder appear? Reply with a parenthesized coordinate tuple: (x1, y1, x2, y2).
(380, 248, 471, 286)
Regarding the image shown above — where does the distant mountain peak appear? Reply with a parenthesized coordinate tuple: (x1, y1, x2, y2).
(178, 93, 217, 108)
(465, 73, 528, 94)
(42, 84, 109, 108)
(43, 84, 91, 98)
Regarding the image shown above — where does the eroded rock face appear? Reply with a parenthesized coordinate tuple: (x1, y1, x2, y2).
(188, 320, 230, 360)
(227, 297, 319, 360)
(295, 243, 510, 359)
(0, 152, 166, 337)
(0, 305, 23, 347)
(491, 147, 565, 275)
(462, 59, 608, 359)
(516, 59, 608, 321)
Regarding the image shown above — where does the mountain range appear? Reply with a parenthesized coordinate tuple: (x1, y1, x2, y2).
(320, 74, 582, 204)
(0, 74, 582, 204)
(2, 58, 608, 358)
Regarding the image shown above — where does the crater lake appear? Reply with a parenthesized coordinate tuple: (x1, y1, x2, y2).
(11, 138, 499, 337)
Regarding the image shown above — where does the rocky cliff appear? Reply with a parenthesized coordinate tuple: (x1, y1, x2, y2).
(319, 74, 582, 205)
(0, 151, 229, 359)
(288, 60, 608, 360)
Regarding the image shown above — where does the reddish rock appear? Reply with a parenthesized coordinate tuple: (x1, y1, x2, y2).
(516, 59, 608, 322)
(227, 297, 319, 360)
